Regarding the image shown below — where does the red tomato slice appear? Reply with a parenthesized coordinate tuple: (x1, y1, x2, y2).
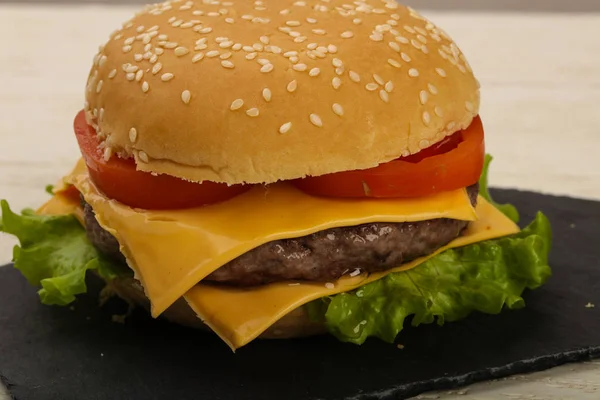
(292, 116, 485, 198)
(73, 110, 250, 209)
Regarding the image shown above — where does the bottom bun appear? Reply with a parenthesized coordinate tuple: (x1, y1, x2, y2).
(103, 274, 328, 340)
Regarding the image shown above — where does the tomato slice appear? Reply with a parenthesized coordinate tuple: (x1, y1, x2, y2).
(73, 110, 250, 209)
(292, 116, 485, 198)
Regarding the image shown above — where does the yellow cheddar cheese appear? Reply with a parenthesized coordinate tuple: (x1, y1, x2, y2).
(184, 198, 518, 349)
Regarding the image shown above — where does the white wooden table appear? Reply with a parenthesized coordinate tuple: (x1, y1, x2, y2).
(1, 5, 599, 399)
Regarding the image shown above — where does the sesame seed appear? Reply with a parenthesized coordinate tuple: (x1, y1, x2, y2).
(286, 20, 301, 27)
(411, 39, 422, 50)
(220, 52, 232, 59)
(230, 99, 244, 110)
(262, 88, 272, 102)
(243, 45, 255, 52)
(404, 25, 415, 34)
(126, 72, 135, 81)
(172, 45, 190, 56)
(312, 29, 326, 35)
(435, 106, 444, 117)
(103, 147, 112, 162)
(138, 151, 149, 163)
(385, 81, 394, 92)
(325, 282, 334, 289)
(219, 41, 233, 49)
(353, 18, 361, 24)
(408, 68, 419, 77)
(279, 122, 292, 134)
(307, 42, 318, 50)
(292, 63, 307, 72)
(289, 56, 299, 63)
(306, 17, 317, 23)
(332, 77, 342, 89)
(328, 44, 338, 53)
(192, 10, 203, 15)
(260, 36, 270, 44)
(340, 31, 354, 38)
(370, 33, 383, 42)
(400, 53, 412, 63)
(415, 26, 428, 36)
(309, 113, 323, 127)
(396, 36, 409, 44)
(122, 45, 132, 53)
(142, 81, 149, 93)
(283, 51, 297, 57)
(260, 63, 274, 73)
(161, 73, 174, 82)
(365, 83, 378, 91)
(335, 66, 345, 75)
(428, 83, 438, 95)
(465, 101, 474, 112)
(280, 9, 291, 15)
(373, 74, 384, 85)
(98, 55, 107, 67)
(208, 12, 220, 17)
(155, 47, 164, 55)
(192, 53, 204, 63)
(135, 70, 144, 81)
(419, 90, 428, 104)
(287, 80, 298, 92)
(332, 58, 343, 68)
(181, 90, 191, 104)
(125, 65, 138, 73)
(422, 111, 431, 125)
(257, 58, 270, 66)
(387, 58, 401, 68)
(349, 71, 360, 82)
(199, 27, 213, 34)
(108, 69, 117, 79)
(221, 60, 234, 68)
(253, 43, 264, 51)
(309, 67, 320, 77)
(129, 127, 137, 143)
(152, 63, 162, 75)
(225, 18, 235, 24)
(458, 64, 467, 73)
(388, 42, 400, 52)
(246, 108, 260, 117)
(246, 52, 258, 60)
(379, 90, 390, 103)
(447, 121, 456, 130)
(294, 36, 307, 43)
(206, 50, 220, 58)
(163, 42, 178, 49)
(96, 80, 103, 93)
(332, 103, 344, 116)
(124, 37, 134, 45)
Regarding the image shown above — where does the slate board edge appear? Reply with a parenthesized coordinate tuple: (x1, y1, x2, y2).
(348, 347, 600, 400)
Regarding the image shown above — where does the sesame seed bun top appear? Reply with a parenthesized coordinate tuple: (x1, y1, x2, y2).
(84, 0, 480, 185)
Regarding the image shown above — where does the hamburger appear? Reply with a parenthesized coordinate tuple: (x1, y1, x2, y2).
(0, 0, 552, 350)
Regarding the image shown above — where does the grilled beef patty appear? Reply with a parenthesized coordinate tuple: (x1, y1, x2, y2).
(82, 184, 479, 286)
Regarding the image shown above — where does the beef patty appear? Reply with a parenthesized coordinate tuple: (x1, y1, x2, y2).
(82, 184, 479, 286)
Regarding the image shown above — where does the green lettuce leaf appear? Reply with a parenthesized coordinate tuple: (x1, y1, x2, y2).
(0, 200, 128, 305)
(479, 154, 520, 223)
(306, 212, 552, 344)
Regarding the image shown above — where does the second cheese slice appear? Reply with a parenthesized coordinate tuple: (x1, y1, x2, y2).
(63, 159, 478, 317)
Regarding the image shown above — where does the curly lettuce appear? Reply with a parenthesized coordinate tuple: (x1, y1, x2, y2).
(0, 200, 127, 305)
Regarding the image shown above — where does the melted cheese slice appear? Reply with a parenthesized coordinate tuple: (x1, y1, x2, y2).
(185, 199, 518, 349)
(44, 159, 477, 317)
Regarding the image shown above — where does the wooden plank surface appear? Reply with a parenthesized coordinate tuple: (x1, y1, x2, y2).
(0, 5, 599, 400)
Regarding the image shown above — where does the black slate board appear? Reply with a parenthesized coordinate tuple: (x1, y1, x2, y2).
(1, 189, 599, 400)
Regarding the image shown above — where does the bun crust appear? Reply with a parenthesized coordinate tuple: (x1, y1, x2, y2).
(85, 0, 480, 184)
(107, 274, 327, 341)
